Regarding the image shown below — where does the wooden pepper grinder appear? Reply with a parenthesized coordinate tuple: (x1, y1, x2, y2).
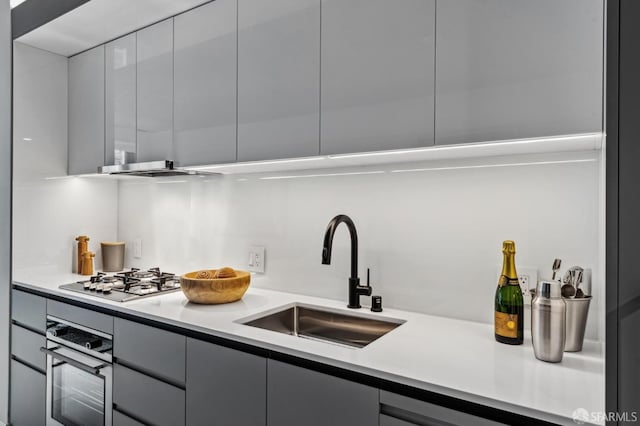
(81, 251, 95, 276)
(76, 235, 90, 274)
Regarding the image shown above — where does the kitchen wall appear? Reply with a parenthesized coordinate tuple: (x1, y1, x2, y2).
(1, 2, 11, 423)
(118, 149, 605, 341)
(12, 42, 118, 273)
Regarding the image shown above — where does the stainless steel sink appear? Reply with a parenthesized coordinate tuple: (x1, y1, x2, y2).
(240, 304, 405, 348)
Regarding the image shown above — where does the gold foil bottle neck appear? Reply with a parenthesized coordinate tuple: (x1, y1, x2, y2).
(502, 240, 516, 255)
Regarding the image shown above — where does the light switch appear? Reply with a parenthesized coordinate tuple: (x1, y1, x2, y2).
(248, 246, 265, 273)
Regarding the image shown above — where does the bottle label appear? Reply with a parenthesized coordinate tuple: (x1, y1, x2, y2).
(495, 311, 518, 338)
(498, 275, 520, 287)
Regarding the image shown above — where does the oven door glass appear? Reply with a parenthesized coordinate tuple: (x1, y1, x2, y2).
(52, 362, 105, 426)
(47, 344, 111, 426)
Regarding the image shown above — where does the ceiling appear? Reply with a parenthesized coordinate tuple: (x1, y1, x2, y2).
(15, 0, 210, 57)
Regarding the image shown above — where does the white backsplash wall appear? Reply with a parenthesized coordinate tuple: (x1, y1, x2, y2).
(118, 150, 604, 341)
(12, 42, 119, 272)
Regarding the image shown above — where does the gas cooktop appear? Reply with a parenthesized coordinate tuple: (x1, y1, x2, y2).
(59, 267, 182, 302)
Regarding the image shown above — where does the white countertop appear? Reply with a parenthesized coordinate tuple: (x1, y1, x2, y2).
(12, 268, 604, 425)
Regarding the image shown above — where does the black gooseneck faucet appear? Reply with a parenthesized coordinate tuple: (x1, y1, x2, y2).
(322, 214, 372, 309)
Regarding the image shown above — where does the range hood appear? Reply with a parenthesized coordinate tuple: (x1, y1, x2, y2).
(98, 160, 213, 177)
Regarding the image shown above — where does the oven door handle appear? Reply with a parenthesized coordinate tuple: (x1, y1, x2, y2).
(40, 346, 107, 376)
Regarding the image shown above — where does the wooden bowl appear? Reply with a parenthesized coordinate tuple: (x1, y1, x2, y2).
(180, 269, 251, 304)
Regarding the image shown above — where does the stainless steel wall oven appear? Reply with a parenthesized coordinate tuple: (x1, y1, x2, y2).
(41, 316, 112, 426)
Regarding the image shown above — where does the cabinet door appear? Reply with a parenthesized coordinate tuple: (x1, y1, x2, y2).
(106, 33, 137, 166)
(174, 0, 237, 167)
(320, 0, 435, 155)
(68, 45, 105, 174)
(267, 360, 378, 426)
(10, 360, 46, 426)
(238, 0, 320, 161)
(186, 338, 266, 426)
(137, 18, 173, 162)
(435, 0, 603, 145)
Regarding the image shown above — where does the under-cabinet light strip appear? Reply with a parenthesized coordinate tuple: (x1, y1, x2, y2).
(390, 158, 597, 173)
(186, 156, 325, 171)
(326, 133, 602, 160)
(259, 171, 386, 180)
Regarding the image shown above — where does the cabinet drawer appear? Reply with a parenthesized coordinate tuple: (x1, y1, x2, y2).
(12, 289, 46, 332)
(114, 363, 185, 426)
(10, 360, 46, 426)
(114, 409, 146, 426)
(380, 391, 505, 426)
(114, 318, 186, 384)
(11, 324, 46, 371)
(380, 414, 414, 426)
(47, 299, 113, 334)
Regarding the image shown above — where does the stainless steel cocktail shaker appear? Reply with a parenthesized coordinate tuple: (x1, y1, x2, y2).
(531, 280, 566, 362)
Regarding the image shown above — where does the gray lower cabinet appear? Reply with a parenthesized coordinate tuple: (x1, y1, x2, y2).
(11, 289, 46, 332)
(237, 0, 320, 161)
(380, 390, 506, 426)
(114, 363, 186, 426)
(10, 360, 46, 426)
(114, 409, 146, 426)
(136, 18, 173, 163)
(114, 317, 186, 385)
(48, 299, 114, 334)
(68, 45, 105, 175)
(380, 414, 414, 426)
(435, 0, 603, 145)
(11, 324, 46, 371)
(105, 33, 137, 166)
(186, 338, 266, 426)
(267, 359, 378, 426)
(174, 0, 237, 167)
(320, 0, 435, 155)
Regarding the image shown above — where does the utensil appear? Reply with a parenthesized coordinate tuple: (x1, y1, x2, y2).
(581, 268, 592, 296)
(575, 269, 584, 295)
(561, 283, 576, 298)
(562, 266, 584, 298)
(551, 258, 562, 281)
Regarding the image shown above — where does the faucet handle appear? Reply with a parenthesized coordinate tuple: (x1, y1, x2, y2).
(366, 268, 370, 287)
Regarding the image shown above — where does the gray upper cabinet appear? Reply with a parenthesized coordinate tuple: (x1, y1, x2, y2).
(238, 0, 320, 162)
(105, 33, 137, 166)
(68, 45, 105, 175)
(320, 0, 435, 155)
(137, 18, 173, 162)
(435, 0, 603, 145)
(267, 360, 378, 426)
(174, 0, 237, 167)
(186, 338, 266, 426)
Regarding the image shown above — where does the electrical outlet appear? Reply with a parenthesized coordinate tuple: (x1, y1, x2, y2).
(133, 238, 142, 259)
(518, 267, 538, 305)
(248, 246, 265, 273)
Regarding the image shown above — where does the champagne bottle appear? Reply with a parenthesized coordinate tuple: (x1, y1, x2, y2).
(495, 240, 524, 345)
